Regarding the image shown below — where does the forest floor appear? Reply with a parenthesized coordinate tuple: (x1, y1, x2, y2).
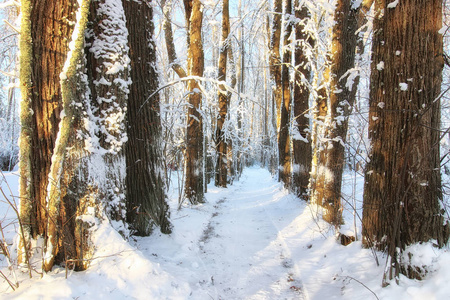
(1, 167, 450, 299)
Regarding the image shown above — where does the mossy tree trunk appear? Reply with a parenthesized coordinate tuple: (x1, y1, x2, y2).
(20, 0, 132, 272)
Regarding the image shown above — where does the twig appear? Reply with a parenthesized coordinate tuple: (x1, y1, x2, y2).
(0, 269, 16, 291)
(0, 171, 32, 278)
(341, 275, 379, 300)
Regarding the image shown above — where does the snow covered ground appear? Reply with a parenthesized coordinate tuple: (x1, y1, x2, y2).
(1, 167, 450, 299)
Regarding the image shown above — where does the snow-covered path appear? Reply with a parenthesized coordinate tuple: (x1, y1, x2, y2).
(138, 167, 312, 299)
(3, 167, 449, 299)
(191, 169, 306, 299)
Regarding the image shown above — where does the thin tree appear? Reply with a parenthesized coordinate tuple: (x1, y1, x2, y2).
(268, 0, 283, 181)
(184, 0, 205, 204)
(123, 0, 172, 235)
(215, 0, 230, 187)
(292, 2, 313, 199)
(161, 0, 187, 79)
(362, 0, 449, 282)
(322, 0, 360, 225)
(309, 0, 362, 226)
(278, 0, 293, 188)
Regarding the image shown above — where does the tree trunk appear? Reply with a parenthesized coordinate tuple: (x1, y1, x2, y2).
(184, 0, 205, 204)
(269, 0, 282, 130)
(20, 0, 134, 271)
(162, 0, 187, 79)
(292, 3, 313, 199)
(19, 0, 76, 242)
(321, 0, 360, 226)
(362, 0, 449, 281)
(18, 0, 77, 267)
(226, 45, 237, 184)
(278, 0, 293, 188)
(215, 0, 230, 188)
(123, 0, 172, 235)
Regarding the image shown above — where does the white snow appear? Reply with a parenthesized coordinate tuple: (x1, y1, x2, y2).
(2, 167, 450, 299)
(377, 61, 384, 71)
(387, 0, 399, 9)
(399, 82, 408, 91)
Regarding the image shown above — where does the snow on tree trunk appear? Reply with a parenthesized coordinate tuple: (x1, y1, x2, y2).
(321, 0, 360, 226)
(20, 0, 132, 272)
(292, 3, 313, 199)
(85, 0, 130, 233)
(43, 0, 93, 272)
(362, 0, 449, 281)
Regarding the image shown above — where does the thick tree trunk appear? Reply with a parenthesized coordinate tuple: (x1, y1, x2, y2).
(18, 0, 77, 267)
(19, 0, 76, 242)
(278, 0, 292, 188)
(123, 0, 172, 235)
(292, 3, 313, 199)
(362, 0, 449, 281)
(184, 0, 205, 204)
(215, 0, 230, 188)
(20, 0, 129, 272)
(43, 0, 93, 272)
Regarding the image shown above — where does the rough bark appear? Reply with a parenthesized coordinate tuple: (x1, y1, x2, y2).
(43, 0, 94, 272)
(184, 0, 205, 204)
(20, 0, 126, 272)
(19, 0, 76, 242)
(123, 0, 172, 235)
(362, 0, 449, 281)
(215, 0, 230, 187)
(292, 3, 313, 199)
(18, 0, 77, 266)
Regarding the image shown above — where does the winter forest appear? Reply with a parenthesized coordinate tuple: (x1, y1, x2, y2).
(1, 0, 450, 298)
